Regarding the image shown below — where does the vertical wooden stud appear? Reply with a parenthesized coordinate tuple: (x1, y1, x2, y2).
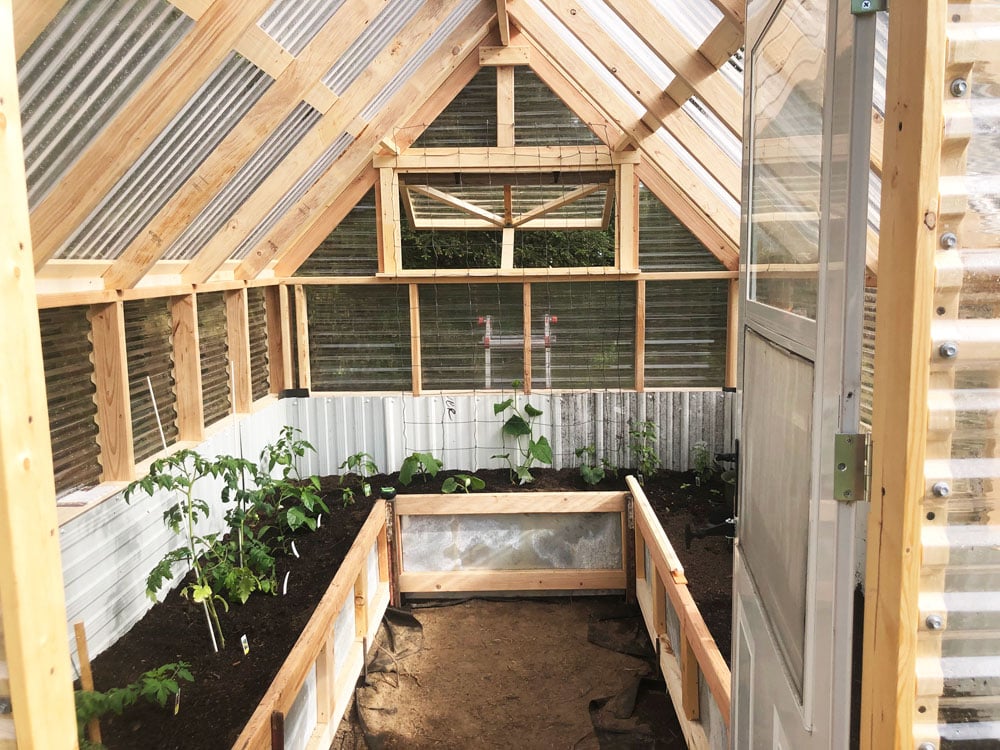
(617, 162, 639, 272)
(171, 294, 205, 442)
(263, 285, 286, 394)
(680, 623, 700, 721)
(725, 278, 739, 388)
(861, 3, 946, 749)
(500, 226, 515, 269)
(90, 301, 136, 481)
(497, 65, 515, 147)
(225, 288, 252, 413)
(378, 168, 402, 274)
(635, 279, 646, 392)
(409, 284, 422, 396)
(314, 637, 335, 725)
(278, 285, 293, 389)
(377, 525, 390, 583)
(635, 526, 646, 582)
(270, 711, 284, 750)
(651, 567, 667, 636)
(523, 282, 532, 392)
(293, 285, 311, 391)
(0, 3, 77, 741)
(354, 571, 368, 640)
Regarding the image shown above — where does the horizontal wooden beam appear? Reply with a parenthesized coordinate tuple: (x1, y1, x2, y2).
(398, 569, 627, 593)
(409, 216, 605, 231)
(375, 145, 637, 171)
(289, 269, 736, 285)
(479, 45, 531, 65)
(395, 492, 626, 515)
(37, 277, 280, 309)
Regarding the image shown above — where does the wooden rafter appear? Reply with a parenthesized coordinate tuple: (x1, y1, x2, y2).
(508, 11, 739, 257)
(496, 0, 511, 45)
(29, 0, 276, 268)
(512, 183, 603, 227)
(12, 0, 66, 58)
(252, 18, 498, 279)
(601, 0, 742, 137)
(184, 0, 492, 285)
(103, 0, 392, 290)
(537, 0, 740, 199)
(706, 0, 744, 28)
(407, 184, 506, 227)
(699, 19, 743, 69)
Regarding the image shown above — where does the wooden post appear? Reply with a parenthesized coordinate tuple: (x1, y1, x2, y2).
(860, 3, 945, 749)
(617, 162, 639, 272)
(354, 570, 368, 640)
(73, 622, 101, 745)
(263, 285, 286, 393)
(378, 168, 402, 274)
(89, 301, 136, 481)
(225, 288, 253, 413)
(635, 279, 646, 392)
(170, 294, 205, 442)
(0, 2, 77, 741)
(522, 282, 532, 392)
(497, 64, 515, 147)
(725, 278, 738, 387)
(278, 285, 293, 389)
(293, 285, 311, 390)
(269, 711, 284, 750)
(680, 624, 700, 721)
(314, 637, 335, 725)
(409, 284, 422, 395)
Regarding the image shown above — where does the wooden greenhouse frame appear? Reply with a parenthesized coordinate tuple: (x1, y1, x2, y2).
(1, 1, 996, 748)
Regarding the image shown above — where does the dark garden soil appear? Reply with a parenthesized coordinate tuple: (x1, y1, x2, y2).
(89, 468, 732, 750)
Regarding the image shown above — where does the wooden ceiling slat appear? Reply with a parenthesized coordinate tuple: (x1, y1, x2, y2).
(186, 1, 495, 284)
(29, 0, 276, 269)
(102, 0, 392, 290)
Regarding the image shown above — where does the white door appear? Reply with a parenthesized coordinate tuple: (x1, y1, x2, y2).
(733, 0, 876, 747)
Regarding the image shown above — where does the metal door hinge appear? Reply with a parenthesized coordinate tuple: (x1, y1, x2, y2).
(851, 0, 887, 14)
(834, 433, 871, 503)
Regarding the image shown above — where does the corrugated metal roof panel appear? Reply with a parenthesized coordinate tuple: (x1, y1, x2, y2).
(163, 102, 322, 260)
(248, 288, 270, 401)
(56, 53, 273, 261)
(639, 183, 725, 271)
(683, 96, 742, 165)
(18, 0, 192, 209)
(515, 67, 602, 146)
(258, 0, 347, 56)
(230, 133, 355, 260)
(197, 292, 230, 428)
(323, 0, 426, 95)
(580, 0, 675, 90)
(644, 280, 727, 387)
(657, 126, 740, 215)
(124, 298, 178, 462)
(295, 190, 378, 276)
(414, 67, 497, 147)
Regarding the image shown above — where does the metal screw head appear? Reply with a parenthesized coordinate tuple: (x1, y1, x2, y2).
(940, 232, 958, 249)
(926, 614, 944, 631)
(951, 78, 968, 97)
(932, 481, 951, 498)
(939, 342, 959, 359)
(918, 743, 937, 750)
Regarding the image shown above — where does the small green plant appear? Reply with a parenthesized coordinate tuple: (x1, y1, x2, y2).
(492, 380, 553, 484)
(691, 440, 716, 485)
(256, 426, 328, 534)
(629, 420, 660, 480)
(398, 451, 443, 485)
(76, 662, 193, 746)
(575, 445, 605, 486)
(339, 451, 379, 505)
(442, 474, 486, 493)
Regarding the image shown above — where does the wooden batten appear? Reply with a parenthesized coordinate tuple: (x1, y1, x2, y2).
(263, 285, 286, 394)
(496, 0, 511, 45)
(278, 285, 293, 388)
(378, 168, 403, 275)
(13, 0, 67, 58)
(224, 289, 253, 413)
(293, 285, 311, 391)
(635, 279, 646, 392)
(398, 569, 626, 593)
(408, 284, 422, 396)
(170, 294, 205, 442)
(725, 278, 739, 387)
(618, 162, 639, 271)
(479, 45, 531, 66)
(523, 282, 532, 392)
(497, 65, 515, 148)
(89, 301, 136, 482)
(394, 492, 626, 515)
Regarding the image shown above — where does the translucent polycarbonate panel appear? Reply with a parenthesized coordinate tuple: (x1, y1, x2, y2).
(747, 0, 828, 320)
(651, 0, 723, 48)
(418, 284, 524, 390)
(124, 298, 179, 462)
(248, 288, 270, 402)
(400, 513, 623, 571)
(258, 0, 346, 56)
(18, 0, 192, 208)
(515, 67, 602, 146)
(873, 11, 888, 116)
(306, 286, 412, 392)
(163, 103, 322, 260)
(296, 190, 378, 276)
(530, 282, 635, 390)
(38, 306, 101, 496)
(683, 97, 742, 165)
(197, 292, 230, 428)
(639, 183, 725, 271)
(322, 0, 424, 95)
(577, 0, 676, 90)
(657, 126, 741, 215)
(229, 133, 354, 260)
(332, 593, 354, 673)
(360, 0, 478, 121)
(55, 54, 273, 261)
(741, 331, 813, 695)
(413, 67, 497, 147)
(644, 280, 727, 388)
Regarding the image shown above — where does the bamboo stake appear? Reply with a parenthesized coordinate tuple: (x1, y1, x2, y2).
(73, 622, 101, 745)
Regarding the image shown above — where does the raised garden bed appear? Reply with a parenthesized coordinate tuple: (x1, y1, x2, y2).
(86, 468, 732, 750)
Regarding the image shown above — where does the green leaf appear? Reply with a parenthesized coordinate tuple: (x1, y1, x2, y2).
(441, 477, 458, 494)
(493, 398, 513, 415)
(285, 506, 308, 531)
(189, 583, 213, 604)
(524, 403, 543, 417)
(399, 456, 418, 486)
(580, 464, 605, 486)
(502, 414, 531, 437)
(466, 475, 486, 491)
(514, 466, 534, 484)
(529, 436, 553, 464)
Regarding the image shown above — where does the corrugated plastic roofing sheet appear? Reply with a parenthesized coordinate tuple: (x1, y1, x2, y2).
(18, 0, 192, 209)
(55, 53, 273, 261)
(257, 0, 347, 56)
(579, 0, 676, 90)
(650, 0, 722, 48)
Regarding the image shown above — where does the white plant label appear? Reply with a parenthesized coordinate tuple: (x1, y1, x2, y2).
(291, 540, 300, 558)
(174, 688, 181, 716)
(241, 634, 250, 655)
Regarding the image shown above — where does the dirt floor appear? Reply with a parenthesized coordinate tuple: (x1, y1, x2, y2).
(88, 468, 732, 749)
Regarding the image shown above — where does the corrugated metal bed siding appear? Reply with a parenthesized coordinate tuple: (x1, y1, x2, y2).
(124, 298, 178, 462)
(18, 0, 192, 209)
(38, 305, 101, 496)
(295, 189, 378, 276)
(307, 285, 412, 391)
(249, 288, 270, 401)
(197, 292, 230, 428)
(644, 280, 727, 388)
(55, 53, 274, 261)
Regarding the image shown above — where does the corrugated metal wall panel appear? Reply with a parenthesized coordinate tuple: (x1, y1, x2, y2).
(18, 0, 192, 208)
(163, 103, 322, 260)
(645, 280, 727, 387)
(198, 292, 230, 427)
(307, 285, 412, 391)
(258, 0, 346, 56)
(639, 183, 725, 270)
(56, 53, 274, 260)
(295, 189, 378, 276)
(124, 298, 178, 461)
(515, 66, 602, 146)
(38, 305, 101, 496)
(249, 288, 270, 401)
(861, 287, 875, 431)
(413, 67, 496, 147)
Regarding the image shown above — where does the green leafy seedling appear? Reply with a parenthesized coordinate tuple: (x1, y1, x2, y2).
(442, 474, 486, 493)
(492, 381, 553, 485)
(398, 451, 443, 485)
